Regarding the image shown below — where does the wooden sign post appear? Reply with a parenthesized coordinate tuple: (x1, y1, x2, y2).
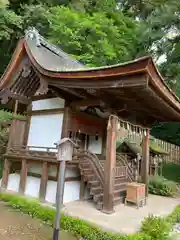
(53, 138, 78, 240)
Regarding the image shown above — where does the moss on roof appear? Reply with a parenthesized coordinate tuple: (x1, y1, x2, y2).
(116, 140, 141, 155)
(116, 139, 169, 156)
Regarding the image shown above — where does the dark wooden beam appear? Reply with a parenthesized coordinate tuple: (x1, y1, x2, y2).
(70, 99, 105, 108)
(47, 75, 148, 89)
(30, 108, 64, 116)
(11, 93, 30, 104)
(60, 87, 87, 99)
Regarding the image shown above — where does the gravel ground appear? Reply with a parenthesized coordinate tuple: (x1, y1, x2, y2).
(0, 201, 76, 240)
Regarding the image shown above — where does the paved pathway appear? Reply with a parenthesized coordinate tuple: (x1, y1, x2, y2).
(0, 202, 76, 240)
(64, 194, 180, 234)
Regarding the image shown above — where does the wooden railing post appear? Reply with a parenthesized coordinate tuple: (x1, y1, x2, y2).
(103, 116, 117, 214)
(142, 129, 150, 197)
(18, 159, 28, 194)
(1, 158, 10, 190)
(39, 161, 48, 202)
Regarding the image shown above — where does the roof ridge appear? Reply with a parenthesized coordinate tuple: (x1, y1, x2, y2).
(25, 27, 85, 67)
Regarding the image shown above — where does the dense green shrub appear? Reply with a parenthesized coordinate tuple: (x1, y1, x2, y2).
(148, 175, 177, 197)
(141, 215, 172, 240)
(1, 193, 180, 240)
(167, 205, 180, 224)
(161, 163, 180, 183)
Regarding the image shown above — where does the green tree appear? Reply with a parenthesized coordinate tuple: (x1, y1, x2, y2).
(0, 0, 22, 75)
(47, 6, 141, 66)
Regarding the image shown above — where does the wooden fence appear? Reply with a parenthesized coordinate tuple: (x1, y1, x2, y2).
(153, 139, 180, 164)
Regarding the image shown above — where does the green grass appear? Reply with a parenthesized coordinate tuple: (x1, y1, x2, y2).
(1, 193, 180, 240)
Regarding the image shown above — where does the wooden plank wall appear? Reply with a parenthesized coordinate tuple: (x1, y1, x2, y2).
(7, 117, 27, 149)
(2, 118, 180, 164)
(117, 128, 180, 164)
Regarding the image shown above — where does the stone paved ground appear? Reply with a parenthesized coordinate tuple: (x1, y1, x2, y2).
(64, 194, 180, 234)
(0, 202, 76, 240)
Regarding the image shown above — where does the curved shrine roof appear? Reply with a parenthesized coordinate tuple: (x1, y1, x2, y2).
(0, 27, 180, 126)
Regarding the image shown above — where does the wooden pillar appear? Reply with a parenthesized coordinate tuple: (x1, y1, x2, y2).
(39, 161, 48, 202)
(1, 158, 10, 190)
(142, 129, 150, 197)
(18, 159, 28, 194)
(103, 116, 117, 214)
(23, 103, 32, 145)
(61, 106, 71, 138)
(79, 176, 85, 200)
(13, 100, 18, 115)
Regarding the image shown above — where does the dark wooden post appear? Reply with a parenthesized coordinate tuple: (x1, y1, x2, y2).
(142, 129, 150, 197)
(1, 158, 10, 190)
(39, 161, 48, 202)
(18, 159, 28, 194)
(61, 106, 71, 138)
(13, 100, 18, 115)
(24, 103, 32, 145)
(80, 176, 85, 200)
(103, 116, 117, 214)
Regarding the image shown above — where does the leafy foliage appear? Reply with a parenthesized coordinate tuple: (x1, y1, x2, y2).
(0, 110, 13, 178)
(151, 123, 180, 146)
(47, 6, 141, 67)
(161, 163, 180, 183)
(141, 215, 171, 240)
(148, 175, 177, 197)
(0, 0, 179, 144)
(0, 0, 22, 75)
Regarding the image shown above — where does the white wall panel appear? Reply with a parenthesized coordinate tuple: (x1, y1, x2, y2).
(25, 176, 41, 198)
(1, 172, 90, 204)
(27, 113, 63, 148)
(32, 98, 65, 111)
(88, 136, 102, 154)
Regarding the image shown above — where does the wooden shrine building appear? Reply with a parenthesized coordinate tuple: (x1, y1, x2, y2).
(0, 27, 180, 213)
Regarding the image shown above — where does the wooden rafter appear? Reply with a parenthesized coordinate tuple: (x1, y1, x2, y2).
(70, 99, 105, 108)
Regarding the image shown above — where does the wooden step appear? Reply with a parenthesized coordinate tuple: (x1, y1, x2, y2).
(93, 189, 125, 203)
(90, 186, 103, 195)
(96, 196, 125, 210)
(91, 182, 126, 195)
(79, 162, 90, 168)
(87, 180, 101, 188)
(83, 169, 93, 175)
(86, 174, 96, 181)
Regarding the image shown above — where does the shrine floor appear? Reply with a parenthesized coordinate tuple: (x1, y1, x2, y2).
(63, 194, 179, 234)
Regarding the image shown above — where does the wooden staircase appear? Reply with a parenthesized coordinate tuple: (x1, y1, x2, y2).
(77, 150, 132, 211)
